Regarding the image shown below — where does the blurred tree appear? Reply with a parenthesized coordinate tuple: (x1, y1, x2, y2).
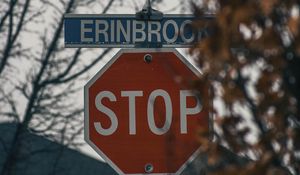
(192, 0, 300, 175)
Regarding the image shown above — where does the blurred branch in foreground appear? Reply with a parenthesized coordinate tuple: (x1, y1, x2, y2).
(191, 0, 300, 175)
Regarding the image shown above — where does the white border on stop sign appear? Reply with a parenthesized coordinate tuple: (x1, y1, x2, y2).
(84, 48, 212, 175)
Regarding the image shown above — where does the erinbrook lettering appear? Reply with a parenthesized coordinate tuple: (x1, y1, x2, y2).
(64, 15, 212, 47)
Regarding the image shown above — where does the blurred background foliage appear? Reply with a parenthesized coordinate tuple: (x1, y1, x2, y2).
(192, 0, 300, 174)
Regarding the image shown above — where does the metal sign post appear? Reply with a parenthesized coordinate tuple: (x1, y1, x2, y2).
(135, 0, 163, 20)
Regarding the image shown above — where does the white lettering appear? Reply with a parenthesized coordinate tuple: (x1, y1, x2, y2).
(117, 20, 131, 42)
(79, 19, 202, 44)
(81, 20, 93, 42)
(133, 21, 146, 43)
(148, 21, 161, 42)
(94, 91, 118, 136)
(147, 89, 172, 135)
(163, 20, 179, 43)
(180, 90, 202, 134)
(121, 91, 143, 135)
(95, 20, 109, 42)
(110, 20, 115, 42)
(93, 89, 203, 135)
(180, 20, 195, 43)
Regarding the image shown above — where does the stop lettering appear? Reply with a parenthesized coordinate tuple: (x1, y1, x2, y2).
(94, 89, 201, 136)
(84, 49, 209, 175)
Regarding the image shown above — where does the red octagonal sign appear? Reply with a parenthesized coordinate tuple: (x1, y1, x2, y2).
(84, 49, 209, 174)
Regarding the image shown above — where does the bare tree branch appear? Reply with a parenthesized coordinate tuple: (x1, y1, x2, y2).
(41, 48, 111, 86)
(102, 0, 116, 14)
(0, 0, 31, 75)
(0, 0, 18, 32)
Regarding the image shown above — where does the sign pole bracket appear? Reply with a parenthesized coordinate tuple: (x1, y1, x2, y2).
(135, 0, 163, 48)
(135, 0, 163, 21)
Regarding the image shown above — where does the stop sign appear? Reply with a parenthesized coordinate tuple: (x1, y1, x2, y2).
(84, 49, 209, 174)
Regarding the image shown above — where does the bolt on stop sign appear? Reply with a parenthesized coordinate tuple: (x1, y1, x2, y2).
(84, 49, 209, 175)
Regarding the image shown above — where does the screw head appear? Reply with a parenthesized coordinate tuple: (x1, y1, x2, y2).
(145, 163, 154, 173)
(144, 54, 152, 63)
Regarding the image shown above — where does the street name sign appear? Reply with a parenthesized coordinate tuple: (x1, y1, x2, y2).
(64, 14, 212, 48)
(84, 49, 209, 174)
